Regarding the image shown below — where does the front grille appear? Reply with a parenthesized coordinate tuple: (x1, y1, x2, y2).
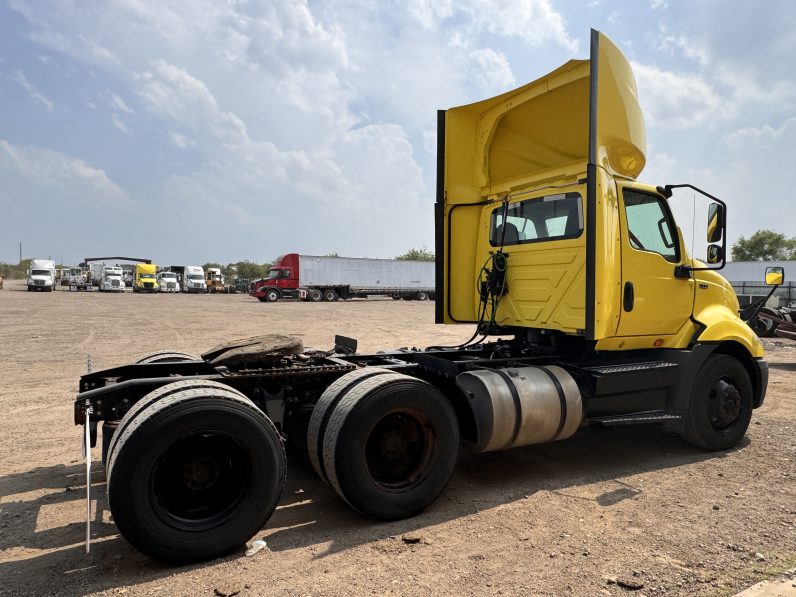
(144, 282, 154, 288)
(35, 280, 44, 286)
(112, 280, 120, 287)
(167, 282, 176, 289)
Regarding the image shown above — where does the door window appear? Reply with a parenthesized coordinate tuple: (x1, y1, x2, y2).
(623, 190, 679, 262)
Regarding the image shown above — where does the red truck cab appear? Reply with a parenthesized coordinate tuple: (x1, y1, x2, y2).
(251, 254, 301, 302)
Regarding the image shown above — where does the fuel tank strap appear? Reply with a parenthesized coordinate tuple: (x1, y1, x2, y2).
(533, 366, 568, 441)
(490, 368, 523, 446)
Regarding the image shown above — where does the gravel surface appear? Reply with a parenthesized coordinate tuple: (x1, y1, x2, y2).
(1, 279, 794, 596)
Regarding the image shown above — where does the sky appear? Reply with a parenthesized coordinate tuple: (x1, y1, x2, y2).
(1, 0, 794, 266)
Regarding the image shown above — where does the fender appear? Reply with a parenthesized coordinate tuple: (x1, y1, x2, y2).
(693, 303, 764, 359)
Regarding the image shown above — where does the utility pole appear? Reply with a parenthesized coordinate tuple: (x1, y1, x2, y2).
(19, 242, 22, 264)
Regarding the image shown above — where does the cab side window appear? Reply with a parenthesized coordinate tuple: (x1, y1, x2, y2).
(623, 190, 679, 263)
(490, 192, 582, 247)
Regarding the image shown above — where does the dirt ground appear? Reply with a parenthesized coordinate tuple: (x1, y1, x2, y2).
(1, 279, 794, 597)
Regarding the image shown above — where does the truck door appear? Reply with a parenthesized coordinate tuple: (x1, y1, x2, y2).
(616, 185, 694, 337)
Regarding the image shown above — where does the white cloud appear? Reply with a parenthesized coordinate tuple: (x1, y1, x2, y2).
(724, 117, 796, 152)
(650, 0, 667, 9)
(406, 0, 578, 52)
(169, 132, 196, 149)
(632, 62, 727, 128)
(0, 139, 131, 208)
(111, 113, 131, 135)
(11, 70, 54, 112)
(109, 92, 134, 114)
(468, 48, 516, 92)
(408, 0, 453, 30)
(658, 33, 710, 66)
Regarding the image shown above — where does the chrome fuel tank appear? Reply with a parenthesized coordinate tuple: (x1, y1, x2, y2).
(455, 365, 583, 453)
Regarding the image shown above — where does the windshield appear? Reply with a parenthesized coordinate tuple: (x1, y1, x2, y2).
(32, 269, 51, 276)
(140, 273, 156, 279)
(161, 273, 177, 279)
(267, 269, 285, 279)
(188, 274, 203, 280)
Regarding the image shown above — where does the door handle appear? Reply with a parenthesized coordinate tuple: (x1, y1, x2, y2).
(623, 281, 634, 312)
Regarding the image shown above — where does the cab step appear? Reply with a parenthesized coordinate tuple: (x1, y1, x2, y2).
(589, 411, 682, 426)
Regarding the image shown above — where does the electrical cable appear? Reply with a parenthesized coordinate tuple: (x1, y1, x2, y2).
(426, 197, 511, 352)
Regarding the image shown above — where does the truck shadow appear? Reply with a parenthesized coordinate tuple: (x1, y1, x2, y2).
(0, 425, 746, 595)
(264, 425, 743, 557)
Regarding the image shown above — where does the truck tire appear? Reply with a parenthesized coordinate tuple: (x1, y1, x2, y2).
(417, 292, 428, 301)
(107, 389, 285, 563)
(105, 380, 251, 472)
(306, 367, 394, 485)
(134, 350, 200, 364)
(323, 289, 338, 302)
(682, 355, 753, 451)
(321, 373, 459, 520)
(308, 289, 323, 302)
(265, 289, 280, 302)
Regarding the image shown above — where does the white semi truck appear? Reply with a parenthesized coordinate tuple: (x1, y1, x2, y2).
(157, 271, 180, 293)
(27, 259, 56, 292)
(169, 265, 206, 293)
(100, 266, 125, 292)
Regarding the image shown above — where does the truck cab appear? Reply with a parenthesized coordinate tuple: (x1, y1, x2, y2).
(157, 271, 180, 293)
(437, 29, 766, 446)
(253, 254, 299, 299)
(100, 267, 124, 292)
(183, 265, 207, 293)
(27, 259, 56, 292)
(133, 264, 159, 293)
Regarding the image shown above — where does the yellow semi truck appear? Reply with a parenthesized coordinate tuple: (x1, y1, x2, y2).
(74, 30, 769, 563)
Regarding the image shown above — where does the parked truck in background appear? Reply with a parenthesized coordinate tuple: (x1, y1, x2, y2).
(66, 266, 89, 291)
(99, 266, 125, 292)
(157, 271, 180, 293)
(132, 263, 159, 293)
(251, 253, 435, 302)
(72, 30, 769, 565)
(27, 259, 56, 291)
(170, 265, 207, 293)
(205, 268, 225, 293)
(88, 262, 107, 288)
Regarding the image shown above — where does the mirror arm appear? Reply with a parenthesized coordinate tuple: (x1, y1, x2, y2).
(742, 283, 780, 323)
(664, 184, 728, 271)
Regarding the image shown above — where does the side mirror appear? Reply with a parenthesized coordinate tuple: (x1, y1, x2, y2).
(706, 202, 724, 243)
(765, 266, 784, 286)
(707, 244, 723, 264)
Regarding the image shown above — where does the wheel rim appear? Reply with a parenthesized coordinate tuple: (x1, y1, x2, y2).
(267, 290, 278, 301)
(151, 431, 253, 529)
(364, 409, 436, 490)
(708, 378, 743, 431)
